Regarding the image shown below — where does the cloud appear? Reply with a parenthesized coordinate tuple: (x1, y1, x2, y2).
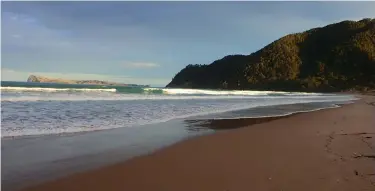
(1, 68, 170, 86)
(1, 1, 374, 84)
(122, 62, 160, 69)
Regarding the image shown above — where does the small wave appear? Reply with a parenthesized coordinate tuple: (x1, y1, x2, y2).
(2, 85, 326, 96)
(2, 96, 357, 137)
(0, 95, 264, 102)
(162, 88, 324, 96)
(1, 87, 116, 93)
(1, 126, 110, 138)
(195, 104, 342, 120)
(1, 94, 349, 102)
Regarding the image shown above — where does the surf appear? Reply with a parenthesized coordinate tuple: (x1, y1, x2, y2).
(2, 81, 326, 96)
(1, 86, 117, 93)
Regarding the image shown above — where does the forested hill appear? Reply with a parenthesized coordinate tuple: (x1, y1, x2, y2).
(166, 18, 375, 92)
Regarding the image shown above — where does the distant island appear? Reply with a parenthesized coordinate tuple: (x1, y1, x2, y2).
(27, 75, 150, 87)
(167, 18, 375, 92)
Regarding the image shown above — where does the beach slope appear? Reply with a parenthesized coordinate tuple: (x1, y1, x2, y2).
(23, 96, 375, 191)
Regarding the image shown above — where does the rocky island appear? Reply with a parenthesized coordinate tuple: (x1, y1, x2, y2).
(167, 18, 375, 92)
(27, 75, 149, 87)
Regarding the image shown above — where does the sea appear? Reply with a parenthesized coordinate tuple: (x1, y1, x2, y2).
(1, 81, 358, 190)
(1, 81, 357, 137)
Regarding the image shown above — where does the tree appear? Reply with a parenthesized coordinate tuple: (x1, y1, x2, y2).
(167, 19, 375, 92)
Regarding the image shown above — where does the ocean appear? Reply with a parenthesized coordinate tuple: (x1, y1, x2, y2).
(1, 81, 356, 137)
(1, 81, 358, 190)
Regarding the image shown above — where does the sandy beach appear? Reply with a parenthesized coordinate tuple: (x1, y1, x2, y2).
(20, 95, 375, 191)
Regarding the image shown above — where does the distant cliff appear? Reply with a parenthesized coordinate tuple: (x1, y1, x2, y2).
(167, 18, 375, 92)
(27, 75, 149, 87)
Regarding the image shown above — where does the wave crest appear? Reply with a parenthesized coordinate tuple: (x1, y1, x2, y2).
(1, 87, 117, 92)
(162, 88, 324, 96)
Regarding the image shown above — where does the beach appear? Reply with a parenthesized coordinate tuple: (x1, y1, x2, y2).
(19, 95, 375, 191)
(3, 2, 375, 191)
(1, 83, 359, 191)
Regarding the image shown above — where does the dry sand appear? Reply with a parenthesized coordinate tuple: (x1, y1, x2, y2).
(21, 95, 375, 191)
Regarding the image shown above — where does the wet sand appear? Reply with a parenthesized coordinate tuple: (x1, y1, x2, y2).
(21, 95, 375, 191)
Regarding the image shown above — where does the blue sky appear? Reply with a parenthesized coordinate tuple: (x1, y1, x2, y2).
(2, 1, 375, 86)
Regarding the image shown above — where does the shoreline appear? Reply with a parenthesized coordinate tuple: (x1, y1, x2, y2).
(2, 100, 350, 140)
(185, 104, 341, 131)
(19, 95, 375, 191)
(2, 102, 340, 190)
(2, 101, 352, 191)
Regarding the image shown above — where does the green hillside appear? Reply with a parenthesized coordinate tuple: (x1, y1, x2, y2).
(166, 18, 375, 92)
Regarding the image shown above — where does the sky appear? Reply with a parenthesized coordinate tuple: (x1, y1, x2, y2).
(1, 1, 375, 86)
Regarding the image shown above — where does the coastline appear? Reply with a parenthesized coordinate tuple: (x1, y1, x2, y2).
(2, 100, 354, 191)
(19, 95, 375, 191)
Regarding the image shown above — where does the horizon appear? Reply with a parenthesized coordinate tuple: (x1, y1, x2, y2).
(0, 76, 157, 87)
(2, 1, 375, 86)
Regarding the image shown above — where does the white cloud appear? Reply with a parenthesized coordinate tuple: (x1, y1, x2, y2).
(2, 2, 374, 87)
(122, 62, 160, 69)
(1, 68, 170, 86)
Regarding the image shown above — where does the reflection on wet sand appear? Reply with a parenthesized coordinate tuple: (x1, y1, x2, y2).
(184, 114, 295, 131)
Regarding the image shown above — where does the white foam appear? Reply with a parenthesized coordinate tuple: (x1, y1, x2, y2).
(1, 95, 246, 102)
(162, 88, 324, 96)
(1, 87, 116, 92)
(197, 104, 342, 120)
(0, 94, 349, 102)
(4, 103, 339, 138)
(1, 85, 358, 138)
(2, 86, 326, 96)
(1, 95, 358, 137)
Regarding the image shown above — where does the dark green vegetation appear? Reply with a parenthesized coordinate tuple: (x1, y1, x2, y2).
(167, 19, 375, 92)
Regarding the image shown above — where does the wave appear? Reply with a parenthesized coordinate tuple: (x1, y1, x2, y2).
(1, 94, 353, 102)
(1, 99, 357, 138)
(162, 88, 325, 96)
(1, 86, 327, 96)
(0, 95, 299, 102)
(1, 87, 117, 93)
(194, 104, 344, 120)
